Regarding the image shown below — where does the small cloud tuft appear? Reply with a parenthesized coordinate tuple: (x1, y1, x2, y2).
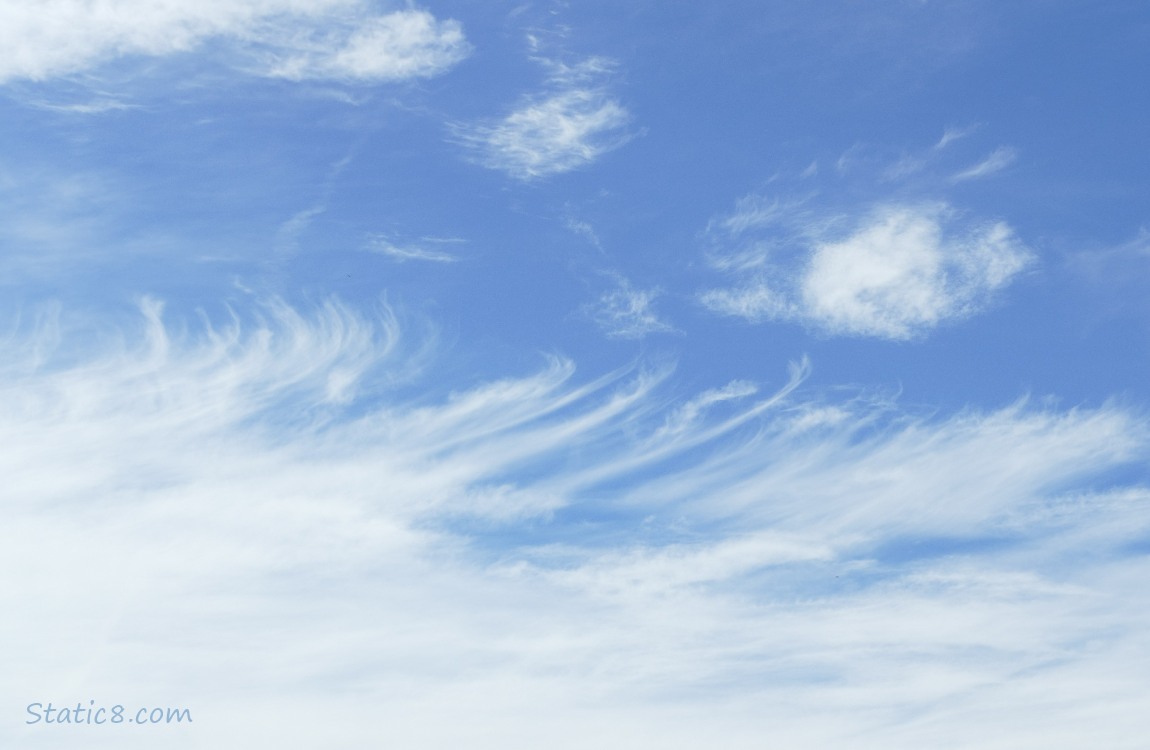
(588, 276, 677, 339)
(454, 57, 631, 180)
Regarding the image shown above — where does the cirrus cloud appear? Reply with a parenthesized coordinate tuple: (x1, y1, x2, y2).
(1, 299, 1148, 748)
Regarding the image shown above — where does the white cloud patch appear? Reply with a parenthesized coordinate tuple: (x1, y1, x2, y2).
(800, 206, 1030, 337)
(2, 300, 1149, 748)
(588, 275, 676, 339)
(700, 283, 795, 322)
(455, 57, 631, 180)
(701, 200, 1033, 339)
(0, 2, 468, 84)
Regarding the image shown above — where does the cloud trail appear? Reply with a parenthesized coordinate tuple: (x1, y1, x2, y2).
(951, 146, 1018, 182)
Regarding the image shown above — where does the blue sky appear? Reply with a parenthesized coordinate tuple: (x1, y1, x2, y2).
(2, 1, 1149, 747)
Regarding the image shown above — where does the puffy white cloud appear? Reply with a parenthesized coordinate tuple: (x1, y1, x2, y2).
(455, 58, 630, 180)
(0, 1, 468, 84)
(2, 299, 1148, 748)
(801, 205, 1030, 337)
(702, 201, 1033, 339)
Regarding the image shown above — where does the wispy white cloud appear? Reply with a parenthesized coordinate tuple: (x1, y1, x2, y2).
(934, 124, 979, 150)
(276, 205, 327, 253)
(713, 193, 811, 237)
(0, 2, 469, 84)
(2, 299, 1148, 747)
(1121, 227, 1150, 258)
(0, 163, 130, 279)
(454, 57, 631, 180)
(701, 200, 1033, 339)
(368, 235, 461, 263)
(259, 9, 470, 83)
(587, 275, 676, 339)
(835, 127, 1002, 185)
(951, 145, 1018, 182)
(276, 152, 355, 253)
(699, 283, 795, 322)
(564, 216, 603, 249)
(26, 98, 139, 114)
(881, 152, 928, 181)
(1065, 227, 1150, 309)
(1069, 227, 1150, 271)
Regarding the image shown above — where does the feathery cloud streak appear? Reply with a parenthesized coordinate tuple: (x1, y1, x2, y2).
(951, 146, 1018, 182)
(2, 299, 1148, 747)
(368, 235, 460, 263)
